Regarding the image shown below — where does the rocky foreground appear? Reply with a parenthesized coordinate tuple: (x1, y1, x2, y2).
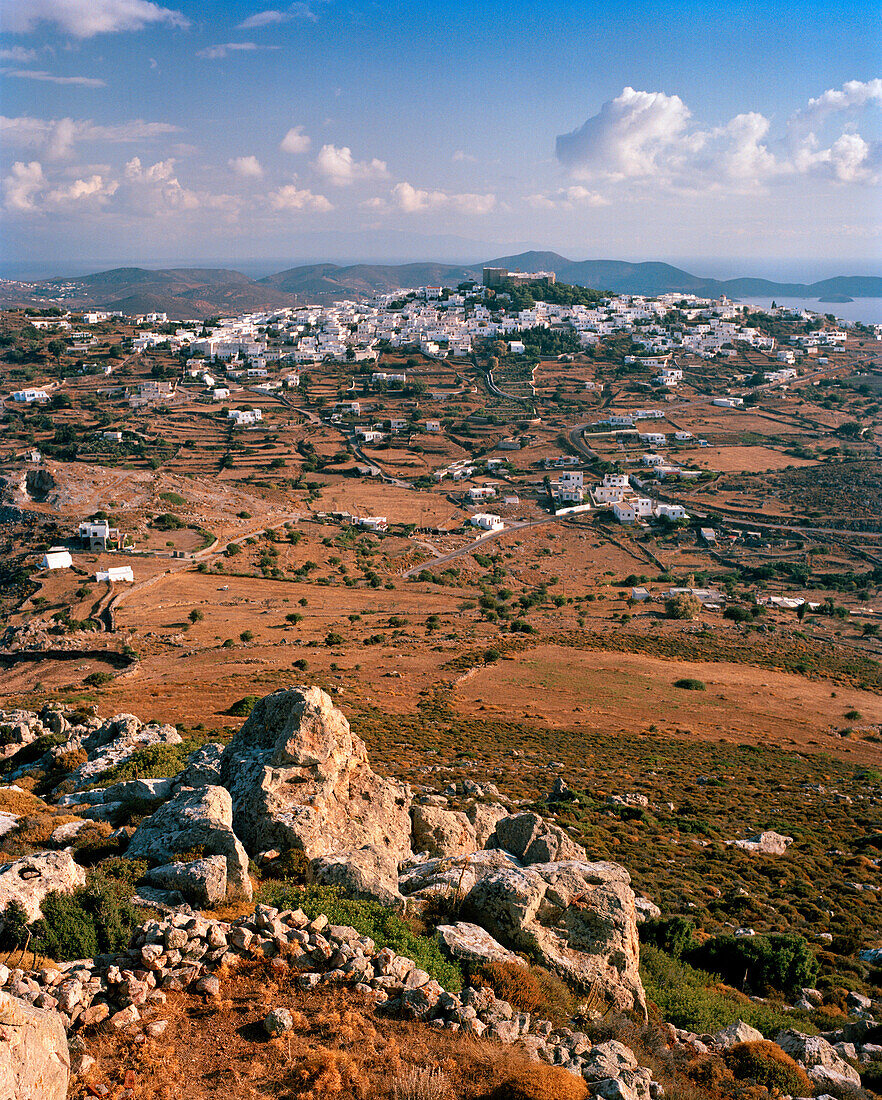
(0, 687, 876, 1098)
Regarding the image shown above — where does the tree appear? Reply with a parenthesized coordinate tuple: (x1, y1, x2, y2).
(665, 593, 702, 620)
(188, 609, 203, 623)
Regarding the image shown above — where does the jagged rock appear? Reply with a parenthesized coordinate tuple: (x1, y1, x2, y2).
(547, 777, 576, 802)
(774, 1029, 862, 1086)
(145, 856, 228, 907)
(0, 850, 87, 923)
(0, 989, 70, 1100)
(464, 860, 645, 1015)
(711, 1020, 763, 1050)
(399, 848, 521, 902)
(436, 922, 526, 966)
(0, 813, 19, 838)
(99, 777, 175, 809)
(732, 831, 793, 855)
(634, 897, 661, 923)
(64, 718, 181, 791)
(467, 802, 508, 847)
(411, 805, 477, 857)
(48, 820, 90, 846)
(607, 793, 649, 810)
(176, 743, 225, 788)
(264, 1007, 294, 1036)
(486, 812, 587, 864)
(219, 686, 411, 860)
(309, 846, 403, 908)
(582, 1040, 639, 1080)
(127, 786, 252, 901)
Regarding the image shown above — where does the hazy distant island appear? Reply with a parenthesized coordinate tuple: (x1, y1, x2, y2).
(819, 295, 855, 303)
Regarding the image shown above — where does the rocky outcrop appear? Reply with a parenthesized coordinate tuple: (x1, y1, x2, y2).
(467, 802, 508, 847)
(399, 849, 521, 903)
(464, 860, 645, 1015)
(127, 786, 251, 901)
(711, 1020, 763, 1050)
(411, 804, 476, 857)
(309, 846, 403, 908)
(731, 831, 793, 855)
(774, 1029, 862, 1088)
(0, 989, 69, 1100)
(436, 922, 526, 967)
(486, 812, 588, 864)
(145, 857, 228, 908)
(219, 686, 411, 861)
(0, 850, 87, 923)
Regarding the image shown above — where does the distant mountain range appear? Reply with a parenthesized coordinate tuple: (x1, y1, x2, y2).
(1, 251, 879, 319)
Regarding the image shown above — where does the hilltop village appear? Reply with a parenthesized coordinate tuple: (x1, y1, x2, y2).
(0, 270, 881, 1099)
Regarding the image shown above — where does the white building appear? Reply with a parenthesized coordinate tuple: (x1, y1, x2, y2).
(468, 486, 497, 501)
(353, 516, 387, 532)
(12, 389, 50, 403)
(228, 409, 263, 426)
(654, 504, 689, 521)
(424, 420, 441, 432)
(638, 432, 666, 447)
(95, 566, 134, 583)
(712, 397, 744, 408)
(470, 513, 504, 531)
(42, 548, 72, 570)
(613, 497, 653, 524)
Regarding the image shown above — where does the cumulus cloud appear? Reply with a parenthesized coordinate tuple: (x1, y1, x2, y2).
(2, 0, 189, 37)
(555, 82, 882, 191)
(391, 181, 496, 215)
(3, 69, 106, 87)
(313, 144, 389, 186)
(526, 185, 609, 209)
(452, 149, 477, 163)
(280, 125, 311, 154)
(46, 174, 118, 206)
(268, 184, 333, 211)
(3, 160, 46, 211)
(0, 115, 182, 159)
(239, 3, 317, 28)
(229, 154, 263, 178)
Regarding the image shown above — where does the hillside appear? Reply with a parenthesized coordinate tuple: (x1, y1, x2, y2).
(0, 255, 879, 318)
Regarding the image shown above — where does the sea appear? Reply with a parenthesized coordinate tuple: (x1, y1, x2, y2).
(739, 296, 882, 327)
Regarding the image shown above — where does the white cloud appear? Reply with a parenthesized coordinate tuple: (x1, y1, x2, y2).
(0, 47, 38, 62)
(3, 69, 106, 87)
(3, 160, 45, 211)
(391, 181, 496, 215)
(452, 149, 477, 163)
(556, 82, 882, 191)
(46, 174, 118, 206)
(2, 0, 189, 37)
(196, 42, 265, 60)
(268, 184, 333, 212)
(528, 185, 610, 209)
(313, 144, 389, 186)
(239, 3, 317, 28)
(0, 115, 181, 159)
(280, 125, 311, 154)
(229, 154, 263, 178)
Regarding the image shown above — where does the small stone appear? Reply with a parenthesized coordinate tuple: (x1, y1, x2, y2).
(145, 1020, 168, 1038)
(264, 1008, 294, 1036)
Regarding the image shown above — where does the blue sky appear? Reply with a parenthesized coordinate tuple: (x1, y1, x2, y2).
(0, 0, 880, 277)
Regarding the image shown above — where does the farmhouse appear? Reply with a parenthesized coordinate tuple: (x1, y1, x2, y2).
(470, 513, 504, 531)
(12, 389, 50, 403)
(78, 520, 120, 551)
(96, 566, 134, 583)
(353, 516, 387, 532)
(638, 432, 666, 447)
(468, 486, 497, 502)
(613, 497, 653, 524)
(228, 409, 263, 426)
(654, 503, 689, 520)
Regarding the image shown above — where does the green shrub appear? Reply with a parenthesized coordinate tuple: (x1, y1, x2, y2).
(256, 883, 461, 990)
(725, 1040, 813, 1093)
(639, 916, 697, 958)
(688, 932, 819, 995)
(90, 738, 204, 785)
(31, 859, 147, 960)
(0, 900, 31, 950)
(640, 944, 814, 1036)
(226, 695, 259, 717)
(83, 671, 114, 687)
(673, 678, 706, 691)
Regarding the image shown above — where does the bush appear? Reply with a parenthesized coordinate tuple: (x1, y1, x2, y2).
(30, 859, 147, 960)
(687, 932, 819, 995)
(226, 695, 259, 717)
(665, 594, 702, 620)
(256, 883, 461, 990)
(91, 738, 203, 785)
(472, 961, 574, 1022)
(673, 678, 706, 691)
(488, 1065, 588, 1100)
(0, 900, 30, 950)
(84, 671, 114, 687)
(639, 916, 697, 958)
(725, 1040, 813, 1093)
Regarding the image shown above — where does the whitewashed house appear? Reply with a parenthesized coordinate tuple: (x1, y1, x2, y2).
(42, 548, 72, 570)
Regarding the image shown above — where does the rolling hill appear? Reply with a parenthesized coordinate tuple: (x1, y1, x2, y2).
(1, 255, 879, 318)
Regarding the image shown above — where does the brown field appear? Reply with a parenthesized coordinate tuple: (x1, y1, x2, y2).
(682, 445, 818, 473)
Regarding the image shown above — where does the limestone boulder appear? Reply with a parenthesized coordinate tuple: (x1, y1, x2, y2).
(0, 850, 87, 923)
(176, 743, 225, 788)
(309, 845, 403, 908)
(774, 1029, 861, 1087)
(219, 686, 411, 860)
(732, 831, 793, 856)
(436, 922, 526, 967)
(467, 802, 508, 847)
(711, 1021, 763, 1050)
(0, 989, 69, 1100)
(399, 848, 521, 903)
(145, 856, 228, 907)
(127, 786, 252, 901)
(485, 812, 587, 864)
(411, 805, 476, 857)
(463, 859, 645, 1015)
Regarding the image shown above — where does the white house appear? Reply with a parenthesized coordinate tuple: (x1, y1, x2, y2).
(508, 341, 526, 354)
(213, 387, 231, 400)
(712, 397, 743, 408)
(356, 428, 386, 444)
(42, 548, 72, 570)
(468, 486, 497, 501)
(353, 516, 387, 532)
(674, 431, 693, 441)
(424, 420, 441, 432)
(613, 497, 653, 524)
(228, 409, 263, 426)
(603, 473, 630, 488)
(96, 566, 134, 583)
(102, 431, 123, 442)
(470, 513, 504, 531)
(654, 503, 689, 521)
(78, 519, 120, 549)
(638, 432, 666, 447)
(642, 453, 664, 466)
(12, 389, 50, 403)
